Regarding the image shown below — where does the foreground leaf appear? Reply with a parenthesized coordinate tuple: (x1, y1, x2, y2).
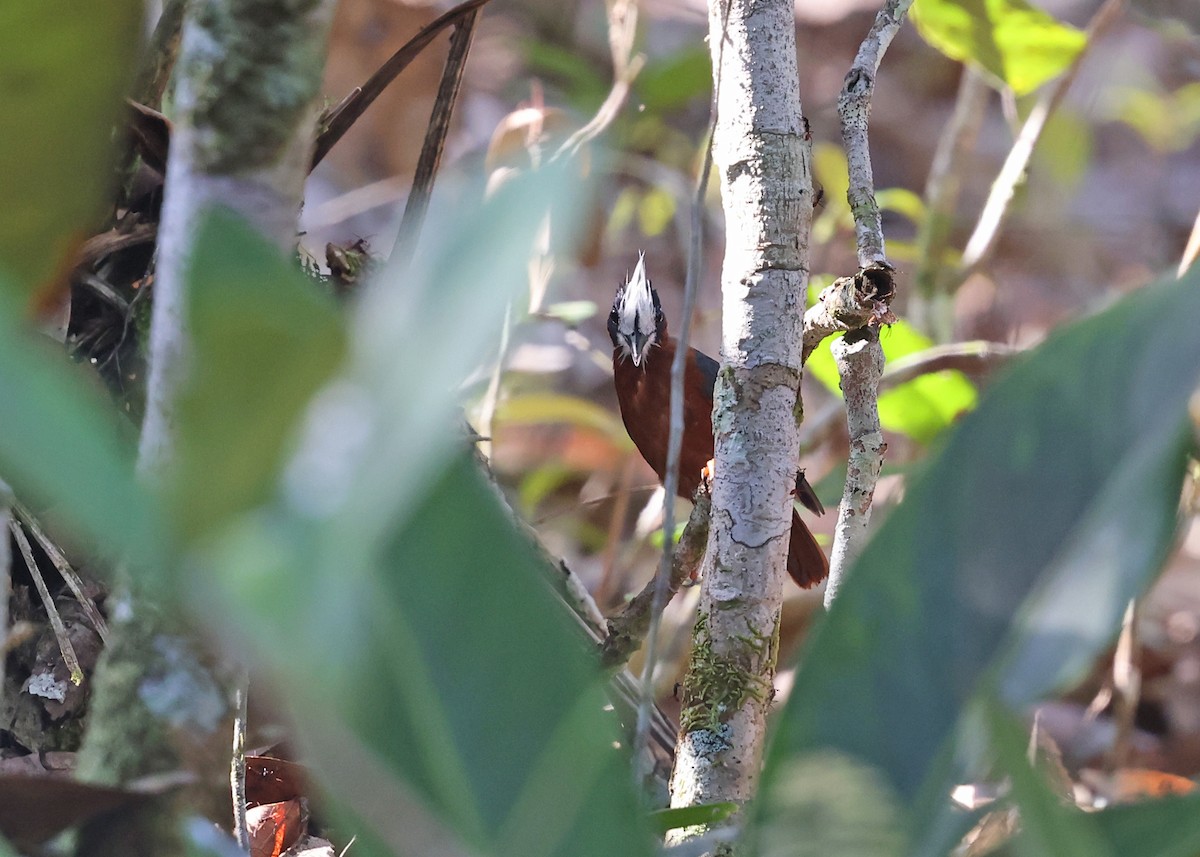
(759, 270, 1200, 849)
(174, 211, 346, 542)
(0, 0, 143, 303)
(0, 290, 160, 565)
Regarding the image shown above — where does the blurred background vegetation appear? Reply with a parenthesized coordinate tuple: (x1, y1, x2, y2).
(1, 0, 1200, 854)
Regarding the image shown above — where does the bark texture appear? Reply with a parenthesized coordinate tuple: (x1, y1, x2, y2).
(670, 0, 814, 834)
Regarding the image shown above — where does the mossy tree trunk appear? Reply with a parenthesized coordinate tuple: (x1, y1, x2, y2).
(669, 0, 816, 845)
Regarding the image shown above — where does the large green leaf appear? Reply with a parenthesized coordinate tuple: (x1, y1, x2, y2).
(0, 0, 143, 301)
(171, 166, 651, 857)
(172, 211, 346, 542)
(758, 270, 1200, 850)
(0, 288, 161, 566)
(1089, 791, 1200, 857)
(195, 454, 653, 857)
(910, 0, 1086, 95)
(808, 320, 977, 443)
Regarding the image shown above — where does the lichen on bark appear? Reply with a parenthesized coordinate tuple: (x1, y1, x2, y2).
(177, 0, 332, 172)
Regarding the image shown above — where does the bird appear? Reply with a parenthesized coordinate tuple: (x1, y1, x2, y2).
(608, 253, 829, 589)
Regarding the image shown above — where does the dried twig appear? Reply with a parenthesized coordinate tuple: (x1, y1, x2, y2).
(15, 504, 109, 642)
(959, 0, 1126, 273)
(393, 10, 481, 260)
(912, 67, 989, 341)
(1179, 207, 1200, 277)
(11, 521, 84, 685)
(312, 0, 492, 169)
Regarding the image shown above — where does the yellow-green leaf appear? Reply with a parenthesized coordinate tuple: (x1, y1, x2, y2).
(911, 0, 1086, 95)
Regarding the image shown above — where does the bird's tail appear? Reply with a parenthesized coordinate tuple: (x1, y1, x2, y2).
(787, 510, 829, 589)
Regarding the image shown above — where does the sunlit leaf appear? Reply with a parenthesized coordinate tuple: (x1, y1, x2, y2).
(0, 0, 143, 303)
(760, 271, 1200, 846)
(876, 188, 927, 225)
(807, 320, 978, 443)
(910, 0, 1086, 95)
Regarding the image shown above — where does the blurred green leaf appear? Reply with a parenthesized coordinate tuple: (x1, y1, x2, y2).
(638, 186, 677, 238)
(876, 188, 927, 225)
(1090, 791, 1200, 857)
(523, 40, 608, 110)
(544, 300, 598, 325)
(518, 463, 579, 515)
(0, 288, 161, 566)
(635, 47, 711, 112)
(649, 802, 737, 834)
(812, 143, 851, 244)
(197, 454, 653, 857)
(174, 211, 346, 542)
(168, 165, 638, 857)
(808, 321, 978, 443)
(1033, 109, 1093, 191)
(0, 0, 143, 301)
(1103, 82, 1200, 154)
(910, 0, 1086, 95)
(760, 271, 1200, 843)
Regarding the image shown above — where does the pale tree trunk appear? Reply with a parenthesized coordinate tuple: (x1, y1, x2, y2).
(669, 0, 814, 839)
(76, 2, 337, 853)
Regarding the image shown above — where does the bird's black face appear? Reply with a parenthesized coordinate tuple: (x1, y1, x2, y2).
(608, 253, 665, 367)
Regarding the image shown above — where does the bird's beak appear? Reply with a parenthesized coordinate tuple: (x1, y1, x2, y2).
(630, 332, 649, 366)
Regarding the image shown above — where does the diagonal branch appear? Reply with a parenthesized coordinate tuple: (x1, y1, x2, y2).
(311, 0, 492, 169)
(392, 10, 481, 260)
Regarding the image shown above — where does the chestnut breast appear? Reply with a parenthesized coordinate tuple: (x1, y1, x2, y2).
(612, 338, 719, 499)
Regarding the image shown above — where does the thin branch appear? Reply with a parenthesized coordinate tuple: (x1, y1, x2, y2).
(823, 329, 886, 608)
(601, 490, 710, 670)
(1179, 206, 1200, 277)
(839, 0, 914, 266)
(0, 481, 11, 700)
(799, 339, 1019, 450)
(801, 265, 896, 364)
(231, 668, 250, 851)
(959, 0, 1126, 273)
(312, 0, 492, 169)
(824, 0, 910, 606)
(392, 10, 481, 261)
(911, 66, 989, 341)
(634, 47, 719, 775)
(11, 521, 84, 685)
(14, 504, 109, 643)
